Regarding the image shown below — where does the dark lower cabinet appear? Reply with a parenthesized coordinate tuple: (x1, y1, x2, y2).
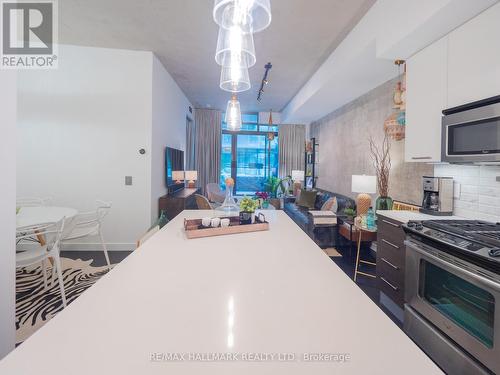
(376, 214, 406, 308)
(159, 188, 201, 220)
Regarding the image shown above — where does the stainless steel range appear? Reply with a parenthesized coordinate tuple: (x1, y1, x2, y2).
(403, 220, 500, 375)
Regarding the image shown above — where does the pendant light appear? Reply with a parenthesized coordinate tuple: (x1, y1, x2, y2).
(225, 95, 242, 130)
(220, 65, 251, 92)
(213, 0, 272, 33)
(215, 25, 256, 68)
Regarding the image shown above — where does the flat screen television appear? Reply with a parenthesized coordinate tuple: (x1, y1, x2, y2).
(165, 147, 184, 194)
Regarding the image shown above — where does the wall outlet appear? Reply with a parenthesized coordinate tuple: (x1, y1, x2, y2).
(453, 182, 461, 199)
(125, 176, 133, 186)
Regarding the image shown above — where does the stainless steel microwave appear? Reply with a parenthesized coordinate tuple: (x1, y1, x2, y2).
(442, 95, 500, 164)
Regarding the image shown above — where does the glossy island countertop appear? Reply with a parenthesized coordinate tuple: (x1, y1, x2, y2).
(377, 209, 463, 223)
(0, 210, 443, 374)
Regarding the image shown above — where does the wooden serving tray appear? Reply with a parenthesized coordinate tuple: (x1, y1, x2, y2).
(184, 213, 269, 239)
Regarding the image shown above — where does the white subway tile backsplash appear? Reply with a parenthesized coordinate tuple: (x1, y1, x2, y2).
(434, 164, 500, 222)
(479, 195, 500, 206)
(479, 166, 500, 178)
(478, 186, 500, 197)
(459, 193, 478, 203)
(454, 200, 478, 210)
(460, 165, 480, 177)
(460, 184, 478, 194)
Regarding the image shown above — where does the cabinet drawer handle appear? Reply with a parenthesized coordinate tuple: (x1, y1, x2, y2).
(382, 219, 400, 228)
(381, 257, 399, 270)
(382, 239, 400, 249)
(381, 277, 399, 291)
(411, 156, 432, 160)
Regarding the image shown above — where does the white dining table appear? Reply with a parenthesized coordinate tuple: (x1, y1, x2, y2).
(16, 206, 78, 229)
(0, 210, 443, 374)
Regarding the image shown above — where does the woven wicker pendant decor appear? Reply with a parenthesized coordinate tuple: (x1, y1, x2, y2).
(384, 60, 406, 141)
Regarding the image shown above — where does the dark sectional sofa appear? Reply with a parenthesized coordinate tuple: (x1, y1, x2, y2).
(283, 188, 356, 249)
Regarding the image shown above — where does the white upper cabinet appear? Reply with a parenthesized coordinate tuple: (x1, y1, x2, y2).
(405, 37, 448, 163)
(448, 4, 500, 108)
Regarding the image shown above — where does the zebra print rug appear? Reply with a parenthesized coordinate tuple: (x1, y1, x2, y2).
(16, 257, 110, 345)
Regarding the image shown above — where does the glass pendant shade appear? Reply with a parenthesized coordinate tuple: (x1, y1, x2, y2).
(215, 25, 256, 68)
(213, 0, 272, 33)
(225, 96, 242, 130)
(220, 65, 251, 92)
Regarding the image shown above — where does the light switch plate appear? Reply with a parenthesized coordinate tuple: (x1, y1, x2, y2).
(125, 176, 133, 185)
(453, 182, 461, 199)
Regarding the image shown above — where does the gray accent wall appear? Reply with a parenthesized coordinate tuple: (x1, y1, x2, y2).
(310, 77, 433, 206)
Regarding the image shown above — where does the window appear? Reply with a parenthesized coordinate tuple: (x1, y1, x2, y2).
(220, 113, 279, 195)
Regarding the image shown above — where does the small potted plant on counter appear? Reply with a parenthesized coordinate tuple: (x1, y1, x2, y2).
(255, 191, 270, 209)
(239, 197, 259, 225)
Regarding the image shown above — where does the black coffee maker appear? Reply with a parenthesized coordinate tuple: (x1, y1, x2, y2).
(420, 176, 454, 216)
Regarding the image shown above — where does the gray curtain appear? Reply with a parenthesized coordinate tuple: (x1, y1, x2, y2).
(185, 117, 196, 170)
(194, 109, 222, 195)
(278, 124, 306, 178)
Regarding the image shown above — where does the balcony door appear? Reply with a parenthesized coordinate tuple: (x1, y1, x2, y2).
(220, 114, 278, 195)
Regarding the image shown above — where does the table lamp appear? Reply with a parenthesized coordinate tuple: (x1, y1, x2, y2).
(291, 170, 305, 196)
(172, 171, 184, 184)
(352, 175, 376, 215)
(185, 170, 198, 188)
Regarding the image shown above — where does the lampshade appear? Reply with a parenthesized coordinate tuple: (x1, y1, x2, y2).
(291, 170, 304, 182)
(185, 170, 198, 181)
(225, 95, 242, 130)
(220, 65, 251, 92)
(213, 0, 272, 33)
(172, 171, 184, 181)
(215, 25, 256, 68)
(352, 175, 376, 194)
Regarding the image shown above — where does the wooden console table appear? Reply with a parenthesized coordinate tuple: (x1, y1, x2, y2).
(159, 188, 201, 220)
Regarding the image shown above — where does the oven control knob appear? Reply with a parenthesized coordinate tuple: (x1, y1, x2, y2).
(415, 223, 424, 231)
(489, 248, 500, 257)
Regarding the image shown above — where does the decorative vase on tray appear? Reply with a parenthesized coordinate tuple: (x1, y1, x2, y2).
(216, 177, 239, 216)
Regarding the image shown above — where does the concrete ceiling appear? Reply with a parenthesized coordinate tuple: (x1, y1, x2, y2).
(59, 0, 375, 112)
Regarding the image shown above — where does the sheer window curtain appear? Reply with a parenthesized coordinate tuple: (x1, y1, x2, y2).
(278, 124, 306, 178)
(193, 109, 222, 195)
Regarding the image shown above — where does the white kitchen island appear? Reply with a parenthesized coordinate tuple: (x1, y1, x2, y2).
(0, 210, 442, 374)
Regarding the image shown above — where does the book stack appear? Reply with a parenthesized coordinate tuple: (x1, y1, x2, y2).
(308, 210, 337, 225)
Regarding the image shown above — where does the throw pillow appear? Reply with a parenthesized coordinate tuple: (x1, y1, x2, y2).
(321, 197, 338, 213)
(297, 190, 317, 209)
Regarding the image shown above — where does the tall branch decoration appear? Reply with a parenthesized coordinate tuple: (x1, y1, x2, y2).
(369, 133, 393, 210)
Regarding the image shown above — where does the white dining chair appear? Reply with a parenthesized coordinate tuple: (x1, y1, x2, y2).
(61, 200, 112, 269)
(16, 218, 68, 307)
(16, 197, 52, 207)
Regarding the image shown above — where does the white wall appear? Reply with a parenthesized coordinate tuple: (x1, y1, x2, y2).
(150, 55, 191, 223)
(0, 71, 16, 359)
(17, 45, 153, 250)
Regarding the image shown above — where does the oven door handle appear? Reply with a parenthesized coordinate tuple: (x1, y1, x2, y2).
(406, 240, 500, 292)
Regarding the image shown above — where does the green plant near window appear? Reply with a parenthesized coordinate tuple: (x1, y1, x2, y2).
(239, 196, 259, 213)
(263, 176, 291, 198)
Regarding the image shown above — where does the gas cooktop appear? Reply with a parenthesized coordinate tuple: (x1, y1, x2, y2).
(403, 219, 500, 266)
